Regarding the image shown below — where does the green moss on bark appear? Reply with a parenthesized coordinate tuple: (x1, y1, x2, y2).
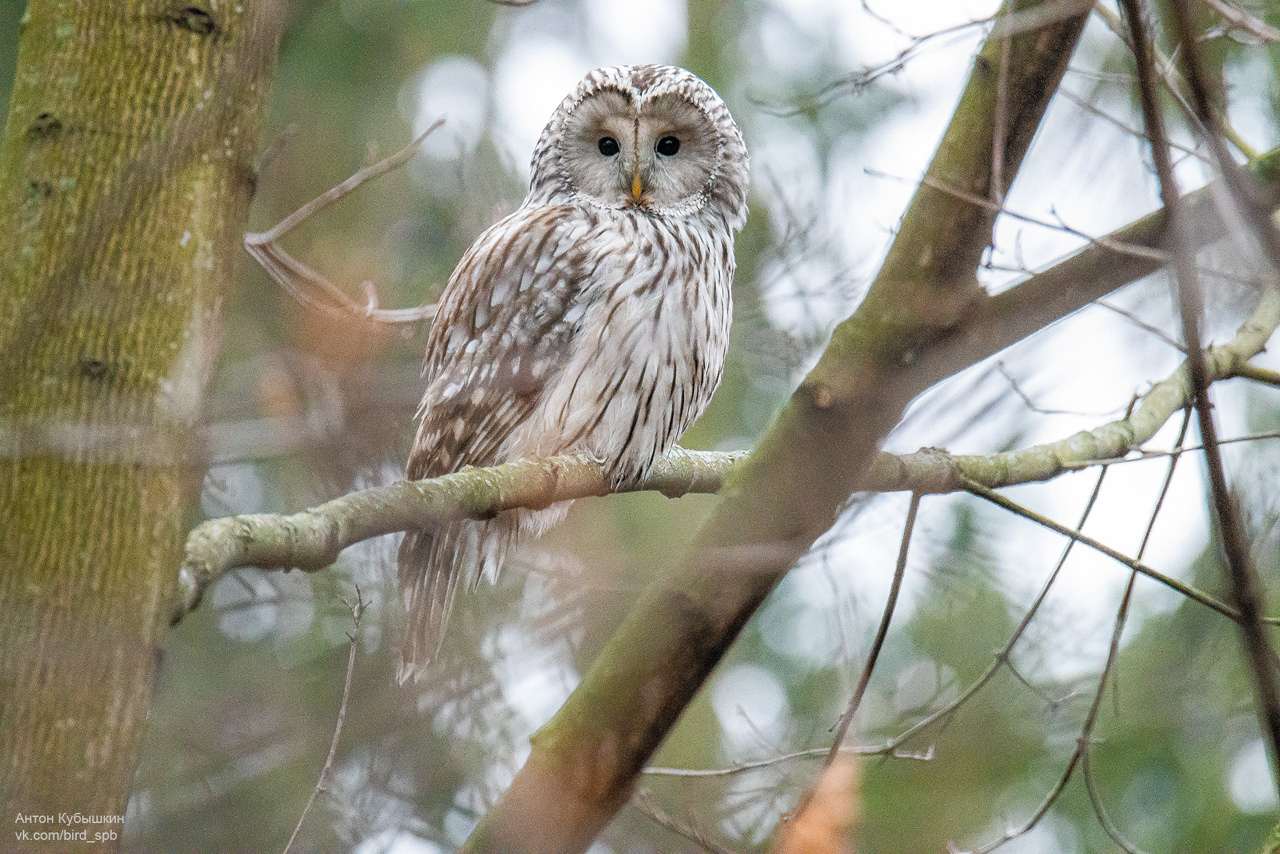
(0, 1, 283, 840)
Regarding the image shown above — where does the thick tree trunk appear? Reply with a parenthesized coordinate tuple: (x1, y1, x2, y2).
(0, 2, 284, 847)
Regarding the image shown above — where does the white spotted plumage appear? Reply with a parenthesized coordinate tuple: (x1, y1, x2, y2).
(399, 64, 748, 682)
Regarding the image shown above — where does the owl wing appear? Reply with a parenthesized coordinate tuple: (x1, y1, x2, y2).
(399, 204, 600, 679)
(408, 204, 598, 478)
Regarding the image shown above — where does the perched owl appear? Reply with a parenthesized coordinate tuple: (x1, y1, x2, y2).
(398, 64, 749, 683)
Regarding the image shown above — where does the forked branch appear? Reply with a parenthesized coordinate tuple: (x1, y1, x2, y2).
(244, 119, 445, 325)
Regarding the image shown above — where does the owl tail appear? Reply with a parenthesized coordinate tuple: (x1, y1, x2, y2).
(396, 517, 519, 684)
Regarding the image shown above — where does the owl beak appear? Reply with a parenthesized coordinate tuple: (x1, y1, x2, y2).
(631, 171, 644, 201)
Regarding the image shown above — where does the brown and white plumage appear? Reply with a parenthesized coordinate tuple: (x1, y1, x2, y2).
(398, 64, 749, 683)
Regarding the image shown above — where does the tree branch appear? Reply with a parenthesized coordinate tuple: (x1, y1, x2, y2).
(175, 447, 746, 621)
(1153, 0, 1280, 796)
(175, 283, 1280, 623)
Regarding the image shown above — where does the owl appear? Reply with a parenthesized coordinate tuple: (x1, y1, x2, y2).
(398, 64, 749, 683)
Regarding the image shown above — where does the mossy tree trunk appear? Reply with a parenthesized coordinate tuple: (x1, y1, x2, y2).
(0, 2, 284, 845)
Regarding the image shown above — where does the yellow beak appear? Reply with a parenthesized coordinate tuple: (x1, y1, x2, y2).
(631, 172, 644, 201)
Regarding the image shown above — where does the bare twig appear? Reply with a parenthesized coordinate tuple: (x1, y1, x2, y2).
(779, 494, 920, 854)
(282, 588, 365, 854)
(827, 492, 921, 765)
(1081, 429, 1280, 465)
(1094, 298, 1187, 352)
(1093, 3, 1259, 161)
(1058, 88, 1202, 160)
(996, 360, 1125, 416)
(1081, 746, 1150, 854)
(963, 475, 1271, 624)
(254, 121, 300, 176)
(245, 119, 445, 326)
(630, 790, 740, 854)
(1234, 363, 1280, 388)
(876, 168, 1172, 264)
(884, 457, 1116, 759)
(1076, 409, 1193, 854)
(175, 448, 748, 621)
(643, 744, 931, 780)
(1202, 0, 1280, 43)
(761, 12, 993, 116)
(969, 408, 1190, 853)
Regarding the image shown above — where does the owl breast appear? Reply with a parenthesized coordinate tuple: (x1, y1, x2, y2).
(504, 207, 734, 486)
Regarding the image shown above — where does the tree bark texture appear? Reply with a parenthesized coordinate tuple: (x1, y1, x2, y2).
(0, 2, 283, 846)
(465, 1, 1092, 851)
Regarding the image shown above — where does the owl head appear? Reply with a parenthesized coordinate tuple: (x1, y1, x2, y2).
(527, 65, 749, 230)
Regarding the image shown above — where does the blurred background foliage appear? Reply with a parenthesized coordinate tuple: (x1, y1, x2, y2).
(4, 0, 1280, 851)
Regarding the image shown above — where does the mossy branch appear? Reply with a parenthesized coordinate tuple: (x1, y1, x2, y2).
(176, 286, 1279, 622)
(175, 448, 746, 620)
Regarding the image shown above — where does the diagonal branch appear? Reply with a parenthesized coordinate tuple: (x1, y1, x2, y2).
(244, 119, 444, 326)
(174, 447, 747, 620)
(1142, 0, 1280, 795)
(826, 492, 920, 766)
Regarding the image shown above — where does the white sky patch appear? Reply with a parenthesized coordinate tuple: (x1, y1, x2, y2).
(493, 39, 591, 178)
(492, 626, 581, 728)
(1225, 49, 1280, 154)
(759, 572, 844, 666)
(354, 830, 445, 854)
(584, 0, 687, 67)
(411, 55, 490, 156)
(1229, 738, 1280, 814)
(711, 662, 789, 747)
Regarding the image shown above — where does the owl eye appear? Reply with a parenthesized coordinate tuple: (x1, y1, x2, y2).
(655, 136, 680, 156)
(597, 136, 620, 156)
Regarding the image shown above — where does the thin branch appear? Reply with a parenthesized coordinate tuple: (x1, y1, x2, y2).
(1075, 410, 1193, 854)
(175, 448, 747, 621)
(1093, 3, 1259, 161)
(630, 790, 741, 854)
(1167, 3, 1280, 266)
(1094, 298, 1187, 352)
(876, 284, 1280, 492)
(1081, 746, 1149, 854)
(827, 492, 920, 765)
(254, 121, 300, 176)
(997, 360, 1126, 416)
(884, 457, 1116, 756)
(1143, 0, 1280, 788)
(282, 588, 364, 854)
(642, 744, 931, 780)
(1234, 363, 1280, 388)
(244, 119, 445, 327)
(1058, 87, 1202, 160)
(962, 475, 1270, 624)
(1202, 0, 1280, 43)
(892, 168, 1172, 263)
(970, 408, 1190, 853)
(761, 12, 993, 116)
